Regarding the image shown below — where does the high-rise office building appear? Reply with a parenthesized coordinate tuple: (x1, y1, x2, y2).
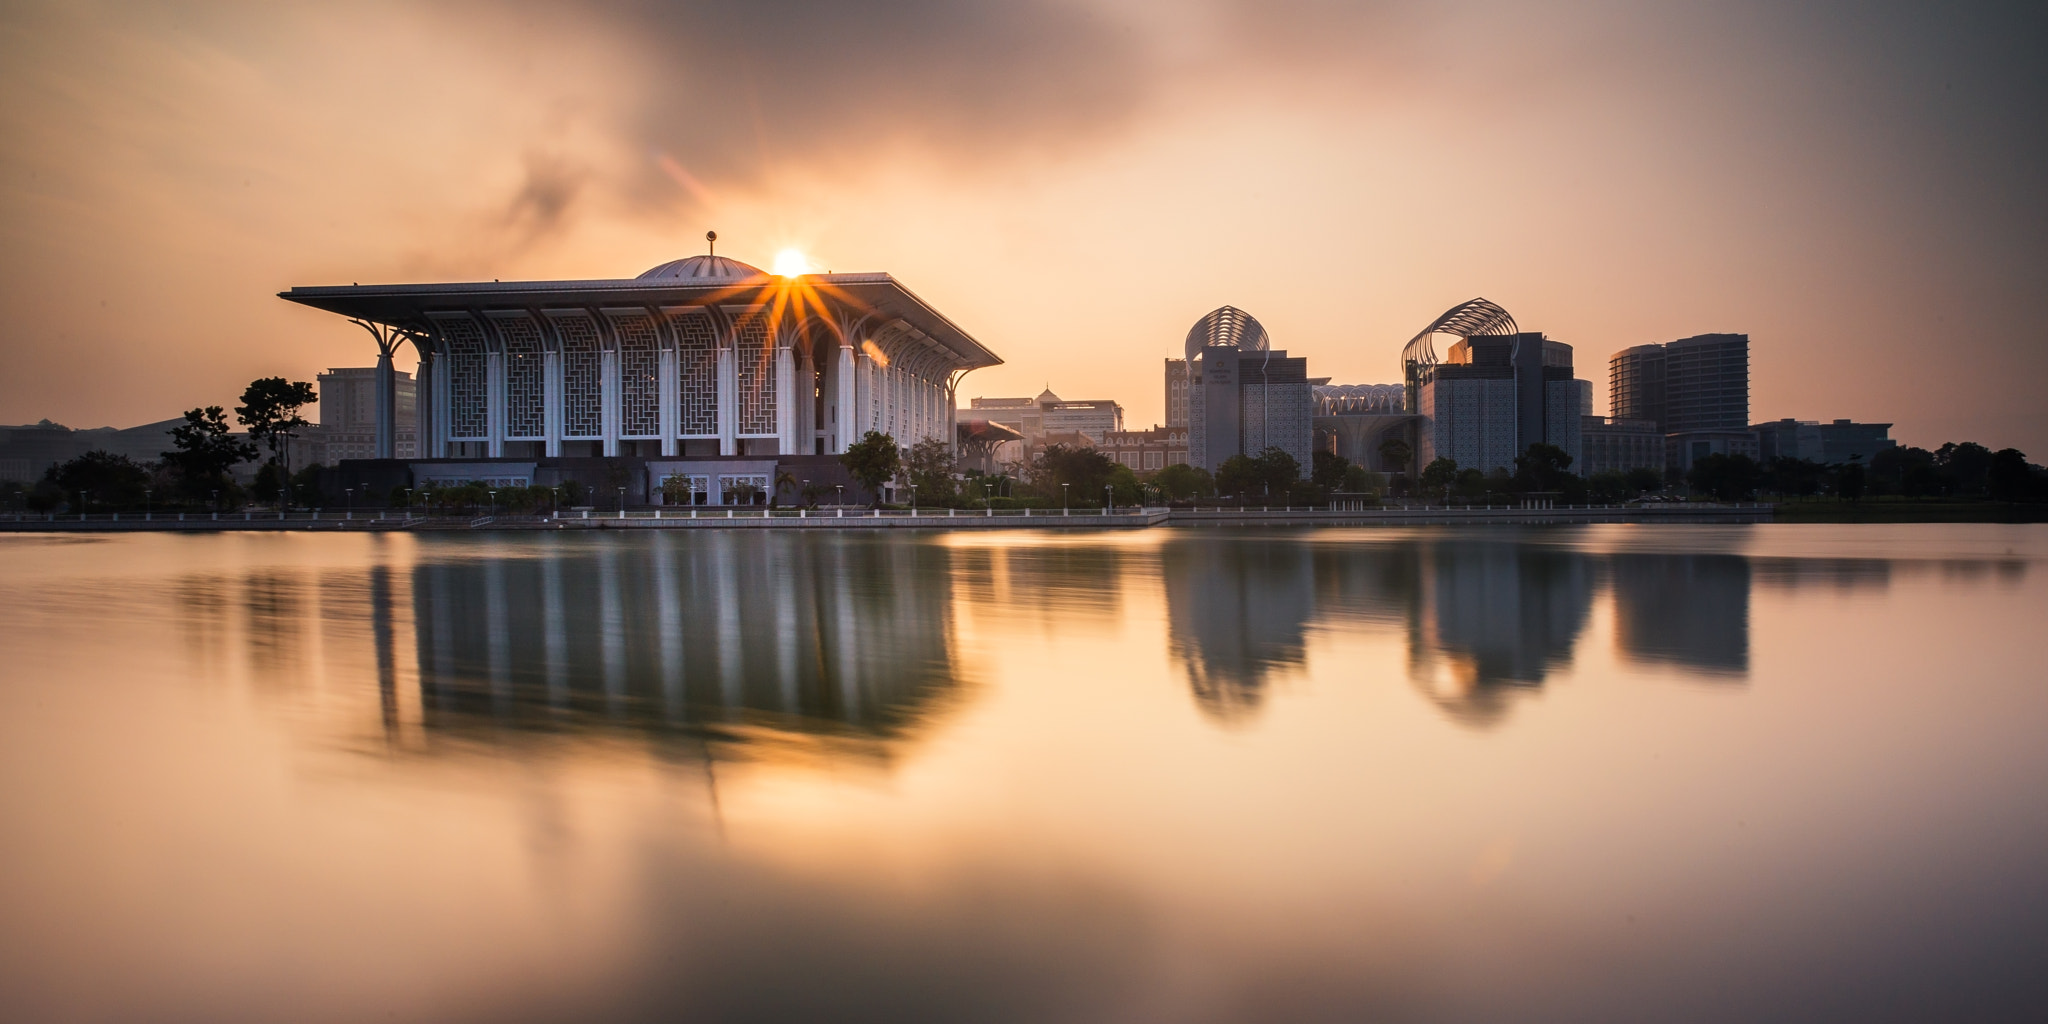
(1182, 306, 1312, 473)
(1414, 333, 1583, 475)
(1664, 334, 1749, 433)
(316, 367, 417, 462)
(1609, 344, 1667, 431)
(1609, 334, 1749, 434)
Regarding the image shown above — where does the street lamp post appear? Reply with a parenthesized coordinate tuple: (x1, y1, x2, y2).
(345, 487, 354, 520)
(144, 489, 152, 521)
(488, 490, 496, 518)
(618, 486, 626, 519)
(79, 490, 88, 520)
(1061, 482, 1069, 516)
(1105, 483, 1113, 514)
(834, 484, 843, 507)
(802, 478, 810, 509)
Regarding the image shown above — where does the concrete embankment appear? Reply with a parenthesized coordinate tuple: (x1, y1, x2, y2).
(1, 503, 1772, 533)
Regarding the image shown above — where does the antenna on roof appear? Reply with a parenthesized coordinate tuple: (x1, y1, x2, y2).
(706, 230, 717, 256)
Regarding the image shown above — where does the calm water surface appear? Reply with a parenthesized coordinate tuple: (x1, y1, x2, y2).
(1, 524, 2043, 1022)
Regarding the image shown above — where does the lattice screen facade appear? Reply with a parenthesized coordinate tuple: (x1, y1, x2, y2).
(734, 318, 774, 435)
(555, 314, 603, 438)
(609, 312, 661, 437)
(440, 316, 488, 439)
(672, 313, 717, 436)
(497, 315, 545, 439)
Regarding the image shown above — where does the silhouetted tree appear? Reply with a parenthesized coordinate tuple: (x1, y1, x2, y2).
(839, 430, 900, 503)
(1420, 457, 1458, 498)
(236, 377, 316, 503)
(1987, 448, 2037, 501)
(1376, 436, 1413, 474)
(48, 451, 153, 510)
(1686, 453, 1761, 501)
(1152, 463, 1213, 501)
(1312, 450, 1351, 491)
(1513, 443, 1574, 492)
(1031, 443, 1118, 503)
(902, 437, 957, 503)
(163, 406, 257, 502)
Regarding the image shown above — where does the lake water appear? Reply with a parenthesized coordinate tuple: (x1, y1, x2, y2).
(1, 524, 2043, 1022)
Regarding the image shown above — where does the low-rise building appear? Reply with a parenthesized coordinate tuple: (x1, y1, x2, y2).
(1667, 429, 1759, 475)
(1104, 425, 1188, 472)
(1751, 418, 1895, 465)
(1579, 416, 1664, 477)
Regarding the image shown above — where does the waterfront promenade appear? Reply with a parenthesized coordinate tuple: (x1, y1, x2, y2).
(0, 503, 1773, 532)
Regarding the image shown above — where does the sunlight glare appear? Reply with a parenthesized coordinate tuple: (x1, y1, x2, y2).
(772, 248, 812, 276)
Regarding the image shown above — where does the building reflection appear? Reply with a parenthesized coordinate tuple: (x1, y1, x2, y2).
(1610, 553, 1750, 674)
(1163, 538, 1317, 724)
(398, 533, 961, 754)
(1162, 532, 1781, 728)
(1408, 541, 1596, 727)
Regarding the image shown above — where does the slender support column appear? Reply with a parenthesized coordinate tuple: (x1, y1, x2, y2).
(658, 347, 678, 456)
(775, 345, 796, 456)
(543, 349, 562, 457)
(414, 349, 435, 460)
(601, 348, 620, 457)
(486, 350, 505, 458)
(717, 345, 737, 456)
(351, 320, 408, 460)
(433, 351, 451, 458)
(836, 343, 857, 453)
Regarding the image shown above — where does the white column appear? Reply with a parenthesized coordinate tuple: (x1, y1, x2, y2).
(775, 345, 796, 456)
(486, 350, 505, 458)
(658, 347, 678, 457)
(717, 345, 737, 456)
(543, 349, 562, 457)
(835, 343, 857, 453)
(601, 348, 620, 457)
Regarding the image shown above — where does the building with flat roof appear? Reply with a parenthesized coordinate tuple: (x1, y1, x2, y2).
(315, 367, 416, 462)
(967, 388, 1123, 453)
(1579, 416, 1664, 477)
(1313, 383, 1414, 472)
(1164, 359, 1190, 428)
(1667, 430, 1760, 475)
(1751, 418, 1896, 465)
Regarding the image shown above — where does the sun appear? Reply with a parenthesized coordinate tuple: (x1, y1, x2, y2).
(771, 248, 812, 277)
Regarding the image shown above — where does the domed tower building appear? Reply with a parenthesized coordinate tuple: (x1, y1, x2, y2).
(1182, 306, 1315, 476)
(280, 243, 1000, 505)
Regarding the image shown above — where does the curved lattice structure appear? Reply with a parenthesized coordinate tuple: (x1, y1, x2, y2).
(1313, 383, 1407, 416)
(1184, 306, 1271, 363)
(1401, 298, 1517, 407)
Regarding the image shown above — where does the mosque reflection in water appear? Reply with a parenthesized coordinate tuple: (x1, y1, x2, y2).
(383, 530, 1928, 745)
(395, 534, 960, 751)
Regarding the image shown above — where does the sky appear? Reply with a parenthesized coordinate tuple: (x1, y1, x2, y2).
(1, 0, 2043, 453)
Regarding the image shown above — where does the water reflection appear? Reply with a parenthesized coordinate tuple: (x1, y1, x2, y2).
(1155, 531, 2011, 728)
(399, 534, 961, 753)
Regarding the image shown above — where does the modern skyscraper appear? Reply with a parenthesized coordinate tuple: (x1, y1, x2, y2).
(1609, 344, 1667, 431)
(1609, 334, 1749, 434)
(1664, 334, 1749, 433)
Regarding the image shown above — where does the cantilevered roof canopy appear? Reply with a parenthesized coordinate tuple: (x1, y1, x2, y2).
(279, 262, 1002, 370)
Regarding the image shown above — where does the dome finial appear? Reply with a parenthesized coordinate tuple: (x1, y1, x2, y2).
(705, 230, 717, 256)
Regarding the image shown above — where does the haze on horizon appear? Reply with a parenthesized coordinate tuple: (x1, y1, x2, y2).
(1, 0, 2042, 453)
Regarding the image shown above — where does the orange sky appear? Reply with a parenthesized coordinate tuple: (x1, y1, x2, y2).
(2, 1, 2043, 453)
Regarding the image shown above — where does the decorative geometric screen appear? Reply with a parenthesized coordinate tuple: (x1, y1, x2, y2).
(671, 312, 718, 436)
(496, 314, 544, 439)
(734, 318, 774, 435)
(554, 313, 602, 438)
(438, 316, 487, 439)
(608, 312, 661, 438)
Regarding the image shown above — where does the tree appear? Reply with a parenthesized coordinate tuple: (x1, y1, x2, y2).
(1030, 443, 1118, 502)
(840, 430, 900, 503)
(1252, 447, 1301, 498)
(1765, 456, 1825, 497)
(1686, 453, 1761, 501)
(163, 406, 257, 502)
(1311, 450, 1351, 491)
(1376, 437, 1413, 474)
(1832, 457, 1866, 502)
(1934, 442, 1994, 495)
(236, 377, 317, 504)
(49, 451, 153, 510)
(1214, 455, 1259, 500)
(1420, 457, 1459, 497)
(1340, 464, 1384, 495)
(1624, 466, 1664, 495)
(1586, 470, 1633, 504)
(1513, 443, 1574, 492)
(1987, 448, 2037, 501)
(903, 437, 958, 503)
(1152, 463, 1213, 501)
(660, 473, 699, 506)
